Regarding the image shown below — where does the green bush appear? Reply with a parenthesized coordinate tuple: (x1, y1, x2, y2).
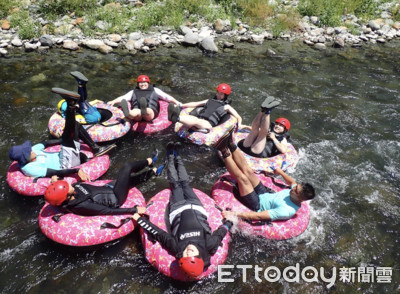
(0, 0, 21, 18)
(38, 0, 98, 18)
(237, 0, 275, 26)
(10, 10, 40, 39)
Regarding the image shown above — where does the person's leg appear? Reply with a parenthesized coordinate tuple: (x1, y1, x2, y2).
(248, 113, 270, 154)
(178, 115, 213, 129)
(113, 159, 149, 205)
(242, 112, 263, 148)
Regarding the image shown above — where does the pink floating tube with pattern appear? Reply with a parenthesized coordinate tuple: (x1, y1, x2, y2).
(6, 144, 110, 196)
(131, 100, 172, 134)
(140, 188, 231, 281)
(212, 173, 310, 240)
(38, 180, 145, 247)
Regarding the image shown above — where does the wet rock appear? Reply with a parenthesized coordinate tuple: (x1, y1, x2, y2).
(11, 38, 23, 47)
(24, 41, 40, 51)
(31, 73, 46, 83)
(141, 45, 150, 53)
(334, 37, 345, 48)
(99, 44, 113, 54)
(223, 41, 234, 48)
(303, 39, 314, 46)
(200, 36, 218, 52)
(160, 34, 170, 44)
(128, 32, 142, 40)
(39, 35, 53, 47)
(179, 25, 192, 35)
(63, 40, 79, 50)
(0, 48, 7, 56)
(143, 38, 157, 47)
(104, 39, 118, 48)
(183, 31, 199, 45)
(368, 19, 382, 31)
(314, 43, 326, 50)
(251, 34, 264, 44)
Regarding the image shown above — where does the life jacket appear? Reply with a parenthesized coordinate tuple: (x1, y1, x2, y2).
(197, 97, 228, 127)
(65, 183, 119, 209)
(262, 123, 291, 157)
(130, 84, 159, 114)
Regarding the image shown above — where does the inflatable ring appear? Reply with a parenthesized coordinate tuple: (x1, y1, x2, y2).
(174, 107, 237, 146)
(131, 100, 172, 134)
(38, 180, 145, 246)
(57, 99, 86, 124)
(141, 188, 231, 281)
(212, 173, 310, 240)
(218, 130, 299, 173)
(48, 100, 131, 142)
(6, 144, 110, 196)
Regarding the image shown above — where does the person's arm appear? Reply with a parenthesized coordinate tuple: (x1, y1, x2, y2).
(45, 168, 90, 182)
(206, 220, 233, 254)
(274, 167, 296, 186)
(181, 99, 208, 108)
(268, 133, 288, 153)
(223, 210, 271, 221)
(154, 87, 181, 105)
(224, 105, 243, 129)
(133, 214, 178, 254)
(70, 202, 138, 216)
(41, 139, 62, 148)
(107, 90, 133, 106)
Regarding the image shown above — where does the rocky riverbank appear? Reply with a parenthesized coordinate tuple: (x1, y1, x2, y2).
(1, 1, 400, 56)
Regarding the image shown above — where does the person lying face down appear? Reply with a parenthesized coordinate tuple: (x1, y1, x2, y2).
(133, 142, 233, 278)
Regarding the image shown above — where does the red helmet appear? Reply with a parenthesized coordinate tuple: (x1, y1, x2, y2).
(179, 257, 204, 277)
(44, 180, 69, 206)
(137, 75, 150, 83)
(275, 117, 291, 131)
(216, 83, 231, 95)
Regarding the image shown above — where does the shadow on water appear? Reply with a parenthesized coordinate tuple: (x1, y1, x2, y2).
(0, 40, 399, 293)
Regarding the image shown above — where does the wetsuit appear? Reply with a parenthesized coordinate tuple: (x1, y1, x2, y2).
(131, 84, 160, 116)
(63, 160, 154, 216)
(136, 152, 231, 267)
(238, 123, 291, 158)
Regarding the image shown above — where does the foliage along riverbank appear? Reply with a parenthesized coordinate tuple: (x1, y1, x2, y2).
(0, 0, 400, 56)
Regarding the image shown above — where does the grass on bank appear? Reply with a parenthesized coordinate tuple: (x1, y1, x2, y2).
(0, 0, 398, 40)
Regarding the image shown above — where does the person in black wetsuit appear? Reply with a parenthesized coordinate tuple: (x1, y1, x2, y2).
(133, 142, 232, 278)
(44, 150, 164, 216)
(166, 83, 243, 132)
(239, 96, 290, 158)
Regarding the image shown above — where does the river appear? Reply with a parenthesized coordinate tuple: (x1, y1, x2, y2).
(0, 41, 399, 293)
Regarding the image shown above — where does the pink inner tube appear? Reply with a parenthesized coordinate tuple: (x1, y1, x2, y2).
(141, 188, 231, 281)
(174, 108, 238, 146)
(38, 180, 145, 246)
(212, 173, 310, 240)
(131, 100, 172, 134)
(48, 101, 131, 142)
(6, 144, 110, 196)
(218, 130, 299, 173)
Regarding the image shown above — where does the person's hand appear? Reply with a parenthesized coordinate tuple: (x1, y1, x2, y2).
(107, 100, 116, 106)
(268, 132, 276, 140)
(50, 175, 59, 183)
(78, 169, 90, 182)
(222, 210, 236, 218)
(273, 167, 283, 175)
(136, 206, 146, 214)
(132, 213, 141, 221)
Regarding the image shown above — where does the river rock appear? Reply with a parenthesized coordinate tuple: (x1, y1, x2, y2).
(1, 20, 10, 30)
(214, 19, 231, 33)
(11, 38, 23, 47)
(179, 25, 192, 35)
(160, 34, 170, 44)
(55, 24, 73, 35)
(314, 43, 326, 50)
(200, 37, 218, 52)
(63, 40, 79, 50)
(183, 31, 199, 45)
(24, 41, 40, 51)
(141, 45, 150, 52)
(125, 39, 136, 50)
(84, 39, 104, 50)
(143, 38, 157, 47)
(134, 39, 144, 50)
(39, 35, 54, 47)
(129, 32, 142, 40)
(108, 34, 121, 42)
(98, 44, 112, 54)
(223, 41, 234, 48)
(0, 48, 7, 56)
(393, 22, 400, 30)
(104, 39, 118, 47)
(368, 19, 382, 31)
(334, 37, 345, 48)
(251, 34, 264, 44)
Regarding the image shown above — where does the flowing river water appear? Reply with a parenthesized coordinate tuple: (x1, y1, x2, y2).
(0, 41, 399, 293)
